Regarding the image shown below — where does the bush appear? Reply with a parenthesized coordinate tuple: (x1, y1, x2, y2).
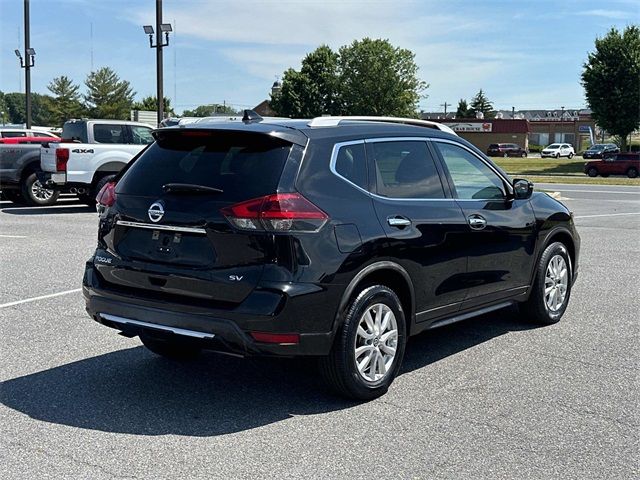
(528, 144, 543, 153)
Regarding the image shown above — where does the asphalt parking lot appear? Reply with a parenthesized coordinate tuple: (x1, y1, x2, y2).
(1, 184, 638, 479)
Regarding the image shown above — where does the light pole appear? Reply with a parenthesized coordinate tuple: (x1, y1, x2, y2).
(143, 0, 172, 125)
(15, 0, 35, 128)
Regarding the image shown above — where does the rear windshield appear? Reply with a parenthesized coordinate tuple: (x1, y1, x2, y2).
(62, 122, 88, 143)
(116, 130, 292, 201)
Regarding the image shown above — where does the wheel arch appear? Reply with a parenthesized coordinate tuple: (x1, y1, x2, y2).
(534, 227, 576, 285)
(333, 261, 415, 336)
(91, 161, 126, 185)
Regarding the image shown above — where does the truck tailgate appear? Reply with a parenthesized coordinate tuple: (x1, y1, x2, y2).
(40, 143, 61, 173)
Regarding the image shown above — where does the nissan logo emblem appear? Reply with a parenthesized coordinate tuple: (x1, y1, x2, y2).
(148, 201, 164, 223)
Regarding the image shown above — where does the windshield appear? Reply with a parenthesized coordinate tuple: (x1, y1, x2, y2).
(590, 145, 605, 151)
(547, 144, 561, 149)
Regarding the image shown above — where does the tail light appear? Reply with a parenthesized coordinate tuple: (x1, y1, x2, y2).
(250, 332, 300, 345)
(96, 181, 117, 207)
(55, 148, 69, 171)
(221, 193, 328, 233)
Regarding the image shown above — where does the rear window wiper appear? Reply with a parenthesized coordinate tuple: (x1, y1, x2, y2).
(162, 183, 224, 194)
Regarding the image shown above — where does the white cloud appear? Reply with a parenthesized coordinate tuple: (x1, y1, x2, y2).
(579, 9, 631, 20)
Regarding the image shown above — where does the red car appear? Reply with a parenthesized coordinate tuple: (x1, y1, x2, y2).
(584, 153, 639, 178)
(0, 136, 60, 144)
(487, 143, 528, 158)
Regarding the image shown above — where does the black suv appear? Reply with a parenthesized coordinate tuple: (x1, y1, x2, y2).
(85, 113, 580, 400)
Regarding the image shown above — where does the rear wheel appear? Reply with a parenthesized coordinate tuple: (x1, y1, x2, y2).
(521, 152, 527, 158)
(319, 285, 406, 400)
(503, 152, 508, 158)
(21, 172, 59, 206)
(627, 167, 638, 178)
(82, 174, 115, 206)
(587, 167, 598, 177)
(519, 242, 572, 325)
(140, 333, 202, 360)
(568, 153, 574, 159)
(555, 153, 560, 159)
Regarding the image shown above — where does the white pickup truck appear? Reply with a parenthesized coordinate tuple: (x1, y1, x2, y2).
(40, 119, 154, 204)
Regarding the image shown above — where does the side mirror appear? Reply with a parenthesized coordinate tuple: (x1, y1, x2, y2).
(513, 178, 533, 200)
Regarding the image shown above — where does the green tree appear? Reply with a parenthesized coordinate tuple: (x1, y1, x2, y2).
(132, 95, 175, 116)
(271, 45, 340, 117)
(582, 26, 640, 151)
(84, 67, 135, 119)
(2, 92, 55, 125)
(47, 75, 85, 126)
(455, 98, 471, 118)
(468, 89, 495, 119)
(338, 38, 427, 117)
(182, 103, 238, 117)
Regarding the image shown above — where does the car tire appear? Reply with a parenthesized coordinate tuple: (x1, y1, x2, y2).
(2, 190, 25, 204)
(627, 167, 638, 179)
(521, 152, 527, 158)
(587, 167, 598, 177)
(568, 153, 574, 159)
(140, 333, 202, 360)
(519, 242, 572, 325)
(555, 153, 560, 159)
(503, 153, 508, 158)
(83, 174, 115, 206)
(319, 285, 407, 401)
(21, 172, 59, 206)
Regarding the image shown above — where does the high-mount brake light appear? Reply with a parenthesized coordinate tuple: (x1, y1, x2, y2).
(96, 181, 117, 207)
(221, 193, 328, 233)
(55, 148, 69, 171)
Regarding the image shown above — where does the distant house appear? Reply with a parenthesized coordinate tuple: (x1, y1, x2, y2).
(252, 100, 277, 117)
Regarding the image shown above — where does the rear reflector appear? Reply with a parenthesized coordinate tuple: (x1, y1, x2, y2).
(55, 148, 70, 171)
(250, 332, 300, 345)
(221, 193, 328, 233)
(96, 181, 117, 207)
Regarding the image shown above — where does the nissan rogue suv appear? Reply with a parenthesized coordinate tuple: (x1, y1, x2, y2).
(84, 112, 580, 400)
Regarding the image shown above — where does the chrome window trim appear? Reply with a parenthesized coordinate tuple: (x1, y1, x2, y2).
(116, 220, 206, 235)
(430, 138, 514, 196)
(329, 137, 455, 202)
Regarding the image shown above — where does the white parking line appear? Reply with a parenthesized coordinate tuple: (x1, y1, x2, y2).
(554, 189, 640, 195)
(574, 212, 640, 219)
(0, 288, 82, 309)
(0, 235, 27, 238)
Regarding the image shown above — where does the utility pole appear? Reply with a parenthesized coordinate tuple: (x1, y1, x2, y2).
(143, 1, 172, 125)
(440, 102, 450, 117)
(24, 0, 32, 128)
(511, 106, 515, 119)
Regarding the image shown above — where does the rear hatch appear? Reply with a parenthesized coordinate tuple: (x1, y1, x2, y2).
(98, 128, 296, 306)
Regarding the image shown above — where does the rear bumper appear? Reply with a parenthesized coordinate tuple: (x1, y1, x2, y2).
(37, 171, 67, 188)
(83, 262, 337, 357)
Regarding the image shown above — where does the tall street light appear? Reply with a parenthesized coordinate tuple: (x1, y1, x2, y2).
(143, 0, 172, 125)
(16, 0, 35, 128)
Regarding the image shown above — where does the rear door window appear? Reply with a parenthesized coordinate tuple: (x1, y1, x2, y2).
(93, 124, 126, 144)
(129, 125, 154, 145)
(117, 130, 293, 202)
(368, 140, 445, 199)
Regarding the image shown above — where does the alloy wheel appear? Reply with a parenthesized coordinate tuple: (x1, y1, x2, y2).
(354, 303, 398, 383)
(544, 254, 568, 312)
(30, 179, 55, 201)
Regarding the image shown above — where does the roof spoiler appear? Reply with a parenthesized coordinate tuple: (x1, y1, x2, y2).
(307, 116, 457, 136)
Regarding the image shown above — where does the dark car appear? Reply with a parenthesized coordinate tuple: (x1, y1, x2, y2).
(486, 143, 528, 158)
(584, 153, 640, 178)
(85, 113, 580, 400)
(582, 143, 619, 159)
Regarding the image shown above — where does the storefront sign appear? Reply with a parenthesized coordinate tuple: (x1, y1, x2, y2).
(444, 122, 492, 132)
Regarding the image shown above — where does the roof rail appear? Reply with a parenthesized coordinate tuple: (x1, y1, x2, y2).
(307, 116, 457, 136)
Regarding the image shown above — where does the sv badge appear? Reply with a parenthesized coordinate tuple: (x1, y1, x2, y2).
(229, 275, 244, 281)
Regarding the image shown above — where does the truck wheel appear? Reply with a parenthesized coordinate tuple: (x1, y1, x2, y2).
(82, 175, 115, 206)
(627, 167, 638, 179)
(21, 172, 59, 206)
(140, 333, 202, 360)
(319, 285, 407, 401)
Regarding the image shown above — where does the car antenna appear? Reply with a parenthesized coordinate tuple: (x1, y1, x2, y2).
(242, 109, 263, 123)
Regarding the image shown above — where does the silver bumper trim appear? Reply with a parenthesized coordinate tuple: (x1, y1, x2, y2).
(99, 313, 215, 339)
(116, 220, 207, 235)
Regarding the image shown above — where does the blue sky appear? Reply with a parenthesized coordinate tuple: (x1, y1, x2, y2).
(0, 0, 637, 114)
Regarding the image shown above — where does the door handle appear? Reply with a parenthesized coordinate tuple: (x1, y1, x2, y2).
(468, 214, 487, 230)
(387, 216, 411, 228)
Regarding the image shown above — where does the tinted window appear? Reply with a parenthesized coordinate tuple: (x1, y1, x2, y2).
(334, 143, 367, 189)
(435, 142, 505, 200)
(130, 125, 154, 145)
(488, 144, 499, 149)
(62, 122, 88, 142)
(117, 130, 292, 202)
(93, 124, 126, 144)
(1, 131, 27, 138)
(370, 140, 444, 199)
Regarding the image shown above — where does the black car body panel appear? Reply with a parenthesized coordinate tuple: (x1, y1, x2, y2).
(84, 118, 580, 357)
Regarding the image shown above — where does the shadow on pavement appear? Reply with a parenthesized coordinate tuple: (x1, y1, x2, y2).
(0, 308, 537, 436)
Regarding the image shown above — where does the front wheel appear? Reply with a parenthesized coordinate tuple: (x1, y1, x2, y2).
(21, 172, 59, 206)
(521, 152, 527, 158)
(140, 333, 202, 360)
(627, 167, 638, 178)
(568, 153, 574, 159)
(519, 242, 572, 325)
(555, 153, 560, 159)
(319, 285, 407, 400)
(587, 167, 598, 177)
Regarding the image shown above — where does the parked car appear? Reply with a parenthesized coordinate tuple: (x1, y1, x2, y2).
(584, 153, 640, 178)
(583, 143, 619, 159)
(541, 143, 575, 159)
(487, 143, 528, 158)
(0, 128, 59, 139)
(0, 136, 61, 205)
(85, 112, 580, 400)
(39, 119, 154, 204)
